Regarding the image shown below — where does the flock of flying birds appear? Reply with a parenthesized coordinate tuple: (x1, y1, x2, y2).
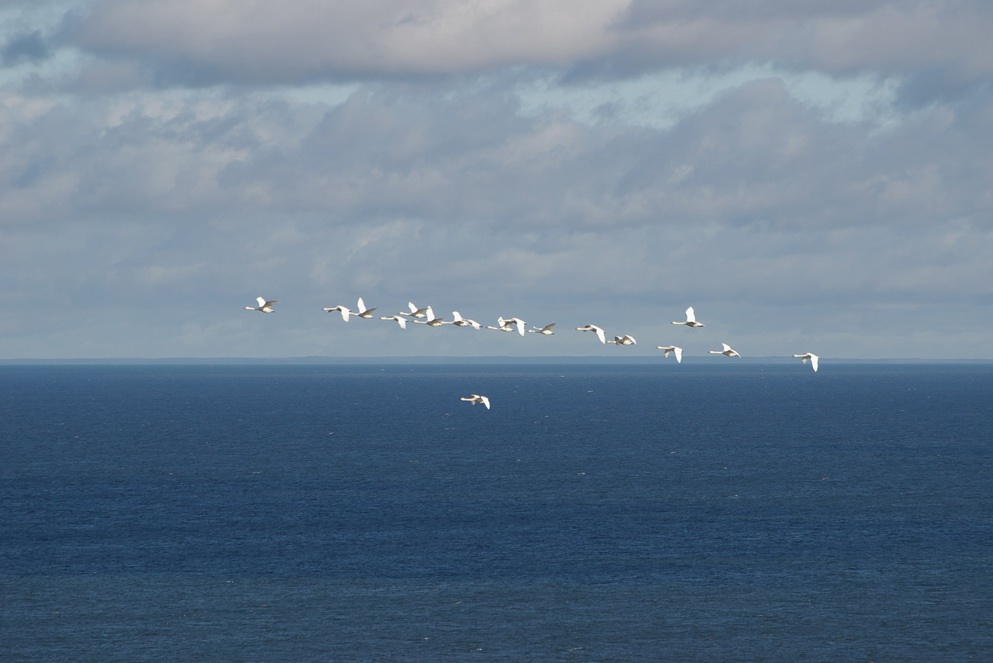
(244, 296, 819, 410)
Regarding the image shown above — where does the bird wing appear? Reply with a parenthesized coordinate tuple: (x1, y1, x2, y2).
(674, 347, 683, 363)
(685, 307, 696, 323)
(810, 355, 819, 372)
(256, 297, 267, 307)
(595, 327, 606, 344)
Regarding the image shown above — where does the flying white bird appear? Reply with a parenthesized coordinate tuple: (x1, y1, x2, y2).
(244, 296, 277, 313)
(354, 297, 377, 319)
(672, 306, 704, 328)
(451, 311, 482, 330)
(709, 343, 740, 358)
(413, 306, 447, 327)
(527, 323, 556, 335)
(380, 315, 408, 329)
(488, 317, 525, 336)
(399, 302, 430, 319)
(657, 345, 683, 363)
(460, 394, 491, 410)
(576, 324, 607, 344)
(322, 304, 353, 321)
(609, 334, 637, 346)
(793, 352, 819, 372)
(501, 316, 527, 336)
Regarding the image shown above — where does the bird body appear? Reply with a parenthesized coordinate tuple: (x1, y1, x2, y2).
(528, 323, 556, 335)
(460, 394, 491, 410)
(452, 311, 482, 330)
(488, 317, 524, 335)
(400, 302, 430, 319)
(672, 306, 704, 327)
(245, 296, 277, 313)
(322, 304, 353, 321)
(576, 324, 607, 344)
(793, 352, 819, 372)
(414, 306, 446, 327)
(500, 316, 527, 336)
(354, 297, 377, 319)
(709, 343, 740, 358)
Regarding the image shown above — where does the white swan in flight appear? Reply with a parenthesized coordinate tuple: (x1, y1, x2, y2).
(354, 297, 377, 319)
(487, 319, 515, 332)
(413, 306, 447, 327)
(244, 296, 277, 313)
(488, 317, 526, 336)
(460, 394, 491, 410)
(672, 306, 704, 328)
(609, 334, 637, 346)
(501, 316, 527, 336)
(322, 304, 353, 321)
(451, 311, 482, 330)
(400, 302, 430, 319)
(380, 315, 408, 329)
(709, 343, 740, 358)
(793, 352, 819, 372)
(576, 324, 607, 344)
(657, 345, 683, 363)
(527, 323, 556, 335)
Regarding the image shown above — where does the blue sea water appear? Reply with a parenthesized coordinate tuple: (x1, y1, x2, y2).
(1, 362, 992, 661)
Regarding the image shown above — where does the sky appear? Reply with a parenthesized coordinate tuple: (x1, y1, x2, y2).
(1, 0, 992, 360)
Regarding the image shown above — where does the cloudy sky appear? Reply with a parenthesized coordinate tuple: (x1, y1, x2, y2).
(2, 0, 991, 360)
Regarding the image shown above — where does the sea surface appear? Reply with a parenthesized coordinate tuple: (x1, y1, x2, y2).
(2, 362, 992, 661)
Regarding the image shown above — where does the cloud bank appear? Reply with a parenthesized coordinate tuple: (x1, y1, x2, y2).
(2, 1, 992, 359)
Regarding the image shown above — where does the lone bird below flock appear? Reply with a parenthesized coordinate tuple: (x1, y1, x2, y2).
(672, 306, 704, 328)
(245, 297, 277, 313)
(709, 343, 740, 358)
(460, 394, 491, 410)
(657, 345, 683, 363)
(793, 352, 819, 372)
(609, 334, 637, 346)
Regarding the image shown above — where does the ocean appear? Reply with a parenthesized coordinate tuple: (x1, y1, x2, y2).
(2, 363, 991, 661)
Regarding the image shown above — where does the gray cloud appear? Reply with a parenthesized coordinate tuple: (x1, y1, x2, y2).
(2, 30, 50, 64)
(59, 0, 626, 84)
(55, 0, 993, 99)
